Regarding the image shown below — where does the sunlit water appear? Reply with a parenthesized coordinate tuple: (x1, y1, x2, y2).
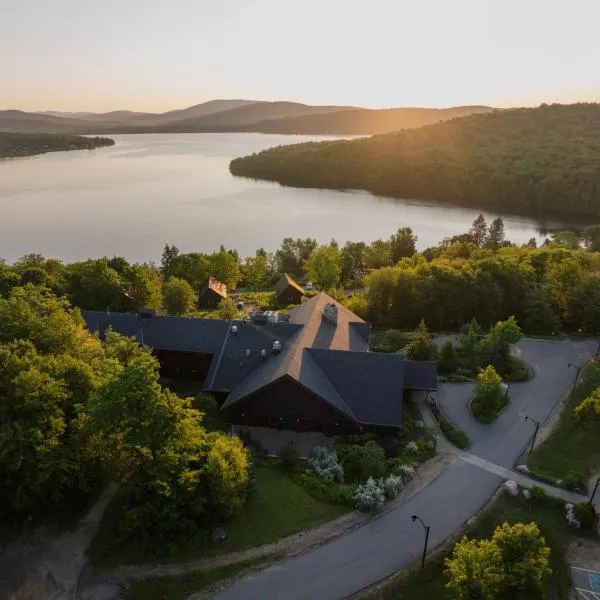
(0, 133, 583, 263)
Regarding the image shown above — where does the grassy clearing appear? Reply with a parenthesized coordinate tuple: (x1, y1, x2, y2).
(529, 361, 600, 486)
(89, 466, 347, 566)
(361, 493, 597, 600)
(122, 561, 257, 600)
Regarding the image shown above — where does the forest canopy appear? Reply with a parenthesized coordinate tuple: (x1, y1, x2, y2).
(230, 103, 600, 218)
(0, 133, 114, 158)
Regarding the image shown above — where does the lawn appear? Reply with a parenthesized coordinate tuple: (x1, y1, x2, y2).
(528, 361, 600, 487)
(361, 492, 597, 600)
(89, 466, 347, 566)
(123, 561, 258, 600)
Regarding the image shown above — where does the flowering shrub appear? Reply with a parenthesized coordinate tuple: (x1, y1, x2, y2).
(397, 464, 416, 482)
(308, 447, 344, 483)
(380, 474, 404, 499)
(355, 477, 385, 512)
(405, 441, 419, 453)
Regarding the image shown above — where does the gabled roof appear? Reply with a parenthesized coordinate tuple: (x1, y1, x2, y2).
(275, 273, 304, 297)
(308, 349, 406, 426)
(403, 360, 438, 390)
(199, 276, 227, 299)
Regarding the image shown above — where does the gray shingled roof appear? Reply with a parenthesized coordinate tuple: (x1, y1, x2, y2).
(308, 349, 406, 426)
(403, 360, 438, 390)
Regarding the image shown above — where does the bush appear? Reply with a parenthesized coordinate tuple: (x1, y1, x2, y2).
(336, 441, 387, 483)
(530, 486, 548, 501)
(563, 470, 586, 491)
(404, 441, 419, 454)
(503, 355, 530, 382)
(397, 464, 416, 482)
(574, 502, 598, 530)
(278, 442, 299, 472)
(354, 477, 385, 513)
(308, 447, 344, 482)
(446, 429, 470, 449)
(377, 435, 404, 458)
(295, 473, 355, 506)
(380, 474, 404, 499)
(471, 365, 507, 423)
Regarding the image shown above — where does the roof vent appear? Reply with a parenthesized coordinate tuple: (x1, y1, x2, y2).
(322, 303, 338, 325)
(244, 348, 252, 358)
(260, 349, 268, 358)
(264, 310, 279, 324)
(272, 340, 282, 353)
(231, 325, 238, 334)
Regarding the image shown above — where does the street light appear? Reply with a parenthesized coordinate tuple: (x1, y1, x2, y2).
(591, 478, 600, 504)
(411, 514, 430, 569)
(520, 414, 540, 455)
(595, 340, 600, 360)
(504, 382, 511, 400)
(568, 363, 582, 398)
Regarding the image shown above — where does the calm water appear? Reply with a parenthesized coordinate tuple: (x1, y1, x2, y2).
(0, 133, 582, 263)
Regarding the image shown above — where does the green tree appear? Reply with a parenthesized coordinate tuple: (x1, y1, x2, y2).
(390, 227, 417, 263)
(438, 340, 458, 374)
(575, 387, 600, 419)
(126, 264, 163, 310)
(161, 244, 179, 271)
(163, 252, 211, 289)
(66, 258, 125, 311)
(217, 297, 240, 319)
(363, 239, 392, 269)
(519, 288, 559, 335)
(471, 365, 505, 422)
(583, 224, 600, 252)
(340, 241, 366, 287)
(445, 536, 504, 600)
(164, 277, 196, 315)
(210, 248, 241, 290)
(491, 521, 551, 595)
(552, 230, 580, 249)
(405, 319, 437, 361)
(243, 253, 268, 291)
(304, 244, 341, 290)
(486, 218, 505, 249)
(469, 214, 488, 247)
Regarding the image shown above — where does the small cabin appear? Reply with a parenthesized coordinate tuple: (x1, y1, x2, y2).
(275, 273, 304, 306)
(198, 277, 227, 309)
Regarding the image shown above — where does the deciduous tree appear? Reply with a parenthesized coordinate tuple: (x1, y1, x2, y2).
(164, 277, 196, 315)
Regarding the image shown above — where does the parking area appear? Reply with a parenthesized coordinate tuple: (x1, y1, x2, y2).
(573, 567, 600, 599)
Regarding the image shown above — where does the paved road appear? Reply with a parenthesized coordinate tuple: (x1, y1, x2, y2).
(211, 339, 596, 600)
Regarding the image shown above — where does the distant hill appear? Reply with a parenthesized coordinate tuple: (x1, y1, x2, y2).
(230, 103, 600, 218)
(1, 100, 492, 136)
(0, 132, 114, 158)
(246, 106, 492, 135)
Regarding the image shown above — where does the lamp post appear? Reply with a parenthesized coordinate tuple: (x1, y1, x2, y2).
(521, 414, 540, 455)
(568, 363, 582, 398)
(595, 340, 600, 360)
(504, 382, 511, 400)
(411, 514, 430, 569)
(591, 478, 600, 504)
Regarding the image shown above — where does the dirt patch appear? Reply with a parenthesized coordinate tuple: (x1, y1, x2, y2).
(566, 537, 600, 570)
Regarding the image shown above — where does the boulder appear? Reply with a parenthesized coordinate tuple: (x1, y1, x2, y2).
(414, 420, 425, 429)
(565, 503, 574, 512)
(556, 479, 564, 487)
(522, 489, 531, 499)
(504, 480, 519, 496)
(516, 464, 529, 475)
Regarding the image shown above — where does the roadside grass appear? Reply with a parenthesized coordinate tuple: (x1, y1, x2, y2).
(361, 492, 597, 600)
(529, 361, 600, 486)
(89, 466, 347, 567)
(122, 560, 259, 600)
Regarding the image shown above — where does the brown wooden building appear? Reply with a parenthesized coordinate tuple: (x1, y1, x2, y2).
(197, 277, 227, 309)
(275, 273, 304, 306)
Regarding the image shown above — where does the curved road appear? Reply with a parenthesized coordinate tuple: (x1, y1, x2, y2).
(211, 338, 596, 600)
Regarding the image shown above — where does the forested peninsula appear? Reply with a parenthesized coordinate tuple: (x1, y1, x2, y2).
(0, 132, 114, 158)
(230, 103, 600, 218)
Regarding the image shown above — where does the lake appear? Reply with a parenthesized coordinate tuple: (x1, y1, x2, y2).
(0, 133, 582, 263)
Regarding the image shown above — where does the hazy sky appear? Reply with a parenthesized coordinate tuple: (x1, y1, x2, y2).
(2, 0, 599, 112)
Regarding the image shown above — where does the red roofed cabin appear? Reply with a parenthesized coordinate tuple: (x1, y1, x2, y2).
(275, 273, 305, 306)
(198, 277, 227, 309)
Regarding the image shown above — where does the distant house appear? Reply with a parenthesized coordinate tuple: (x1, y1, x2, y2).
(84, 292, 437, 456)
(275, 273, 304, 306)
(198, 277, 227, 309)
